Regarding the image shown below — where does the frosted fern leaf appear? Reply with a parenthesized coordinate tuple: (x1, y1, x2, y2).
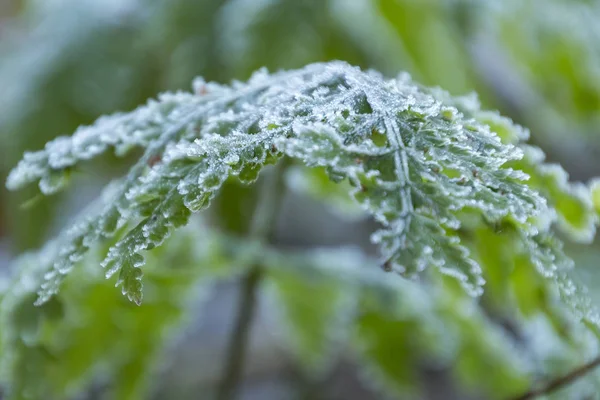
(430, 88, 598, 243)
(7, 61, 551, 304)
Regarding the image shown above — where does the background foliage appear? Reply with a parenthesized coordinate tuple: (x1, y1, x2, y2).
(2, 0, 600, 399)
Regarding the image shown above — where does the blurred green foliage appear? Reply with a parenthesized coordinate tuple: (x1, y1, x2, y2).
(2, 1, 600, 400)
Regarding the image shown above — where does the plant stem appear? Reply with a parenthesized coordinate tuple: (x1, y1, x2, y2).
(215, 265, 263, 400)
(215, 160, 289, 400)
(511, 355, 600, 400)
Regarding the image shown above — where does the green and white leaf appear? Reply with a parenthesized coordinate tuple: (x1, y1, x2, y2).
(6, 62, 557, 304)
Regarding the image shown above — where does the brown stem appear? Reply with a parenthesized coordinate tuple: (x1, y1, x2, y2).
(215, 265, 263, 400)
(511, 356, 600, 400)
(215, 160, 289, 400)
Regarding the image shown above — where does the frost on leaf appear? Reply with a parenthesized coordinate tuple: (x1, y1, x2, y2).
(276, 68, 547, 296)
(6, 61, 572, 303)
(6, 92, 206, 193)
(431, 87, 598, 242)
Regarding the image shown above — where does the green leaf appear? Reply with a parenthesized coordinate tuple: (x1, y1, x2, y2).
(351, 268, 530, 399)
(354, 299, 424, 399)
(113, 253, 145, 306)
(374, 0, 475, 94)
(5, 62, 583, 309)
(263, 250, 357, 376)
(591, 179, 600, 217)
(508, 145, 597, 243)
(0, 225, 232, 400)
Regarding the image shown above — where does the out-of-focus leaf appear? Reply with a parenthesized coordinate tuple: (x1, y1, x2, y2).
(591, 179, 600, 216)
(0, 224, 236, 400)
(263, 249, 357, 376)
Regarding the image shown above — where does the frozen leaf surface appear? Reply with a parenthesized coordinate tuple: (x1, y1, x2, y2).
(5, 62, 576, 304)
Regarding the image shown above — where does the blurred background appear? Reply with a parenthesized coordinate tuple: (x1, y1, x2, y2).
(1, 0, 600, 399)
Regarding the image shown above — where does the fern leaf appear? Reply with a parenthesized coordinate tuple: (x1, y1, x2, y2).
(437, 88, 598, 241)
(5, 62, 569, 304)
(0, 224, 224, 400)
(276, 70, 546, 295)
(509, 146, 597, 243)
